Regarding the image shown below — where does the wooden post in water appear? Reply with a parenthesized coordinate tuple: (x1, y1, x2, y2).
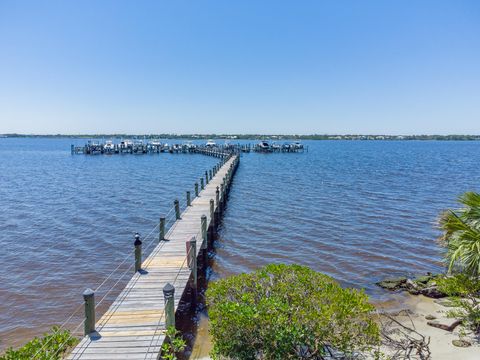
(83, 288, 95, 335)
(195, 182, 199, 197)
(163, 283, 175, 328)
(205, 171, 209, 185)
(187, 191, 191, 206)
(134, 233, 142, 272)
(201, 178, 204, 190)
(71, 144, 74, 155)
(174, 200, 180, 220)
(159, 217, 165, 241)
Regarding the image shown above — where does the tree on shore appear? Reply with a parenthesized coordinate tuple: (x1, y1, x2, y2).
(438, 191, 480, 334)
(439, 191, 480, 276)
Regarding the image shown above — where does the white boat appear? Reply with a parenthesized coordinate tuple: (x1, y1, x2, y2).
(291, 141, 304, 149)
(149, 139, 162, 146)
(271, 142, 281, 150)
(257, 141, 270, 150)
(206, 139, 216, 147)
(120, 139, 133, 149)
(104, 140, 115, 151)
(184, 141, 196, 150)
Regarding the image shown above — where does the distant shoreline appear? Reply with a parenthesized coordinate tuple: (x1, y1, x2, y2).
(2, 134, 480, 141)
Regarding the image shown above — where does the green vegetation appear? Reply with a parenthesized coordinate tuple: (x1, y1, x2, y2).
(438, 191, 480, 334)
(437, 274, 480, 333)
(206, 264, 380, 360)
(160, 326, 186, 360)
(439, 191, 480, 276)
(0, 326, 78, 360)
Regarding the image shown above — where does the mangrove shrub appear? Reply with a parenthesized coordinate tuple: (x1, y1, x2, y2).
(0, 326, 78, 360)
(206, 264, 379, 359)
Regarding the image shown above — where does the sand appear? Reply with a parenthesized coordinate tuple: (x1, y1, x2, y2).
(380, 293, 479, 359)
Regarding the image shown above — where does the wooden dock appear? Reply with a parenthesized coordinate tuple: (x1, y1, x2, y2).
(67, 153, 240, 360)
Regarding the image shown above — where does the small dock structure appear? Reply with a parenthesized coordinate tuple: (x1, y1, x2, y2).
(67, 152, 239, 360)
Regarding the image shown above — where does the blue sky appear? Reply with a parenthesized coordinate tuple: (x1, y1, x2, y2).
(0, 1, 479, 134)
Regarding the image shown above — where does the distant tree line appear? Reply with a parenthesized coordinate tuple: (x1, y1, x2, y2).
(2, 133, 480, 140)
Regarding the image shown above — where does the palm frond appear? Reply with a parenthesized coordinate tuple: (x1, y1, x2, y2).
(439, 192, 480, 276)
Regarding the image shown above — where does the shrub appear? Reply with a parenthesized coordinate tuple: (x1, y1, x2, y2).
(0, 326, 78, 360)
(437, 274, 480, 333)
(206, 264, 380, 359)
(160, 326, 186, 360)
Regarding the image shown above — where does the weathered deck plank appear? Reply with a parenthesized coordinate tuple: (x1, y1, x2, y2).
(68, 155, 238, 360)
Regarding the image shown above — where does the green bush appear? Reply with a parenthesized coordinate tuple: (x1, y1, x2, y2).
(0, 326, 78, 360)
(206, 264, 380, 360)
(160, 326, 186, 360)
(437, 274, 480, 333)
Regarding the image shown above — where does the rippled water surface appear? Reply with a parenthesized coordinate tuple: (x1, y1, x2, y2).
(0, 138, 218, 350)
(1, 138, 480, 351)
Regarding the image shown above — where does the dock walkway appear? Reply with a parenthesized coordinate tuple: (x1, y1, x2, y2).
(67, 154, 239, 360)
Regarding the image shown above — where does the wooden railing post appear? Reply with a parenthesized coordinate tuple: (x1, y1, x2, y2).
(210, 199, 215, 228)
(205, 170, 209, 185)
(195, 182, 199, 197)
(187, 237, 197, 298)
(201, 178, 204, 190)
(83, 288, 95, 336)
(187, 191, 191, 206)
(163, 283, 175, 328)
(209, 169, 212, 180)
(216, 186, 220, 207)
(201, 215, 207, 247)
(134, 233, 142, 272)
(174, 199, 180, 220)
(159, 217, 165, 241)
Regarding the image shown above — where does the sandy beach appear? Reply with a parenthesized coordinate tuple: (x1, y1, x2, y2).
(379, 294, 479, 359)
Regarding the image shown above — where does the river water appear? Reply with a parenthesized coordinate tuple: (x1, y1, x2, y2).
(1, 138, 479, 351)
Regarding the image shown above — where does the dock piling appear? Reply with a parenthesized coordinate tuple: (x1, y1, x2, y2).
(134, 233, 142, 272)
(163, 283, 175, 328)
(187, 191, 191, 206)
(83, 289, 95, 336)
(205, 171, 209, 185)
(195, 183, 199, 197)
(201, 178, 204, 190)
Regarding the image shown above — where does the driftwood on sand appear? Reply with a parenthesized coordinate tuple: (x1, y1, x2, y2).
(379, 310, 431, 360)
(426, 319, 462, 332)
